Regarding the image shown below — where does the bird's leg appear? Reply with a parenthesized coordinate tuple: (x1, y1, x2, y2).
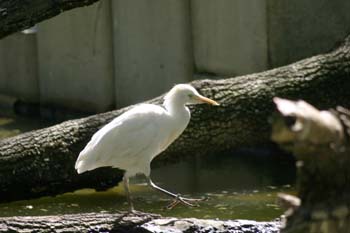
(123, 176, 135, 213)
(146, 177, 207, 209)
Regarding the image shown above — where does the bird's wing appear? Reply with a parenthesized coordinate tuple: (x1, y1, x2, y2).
(75, 104, 166, 173)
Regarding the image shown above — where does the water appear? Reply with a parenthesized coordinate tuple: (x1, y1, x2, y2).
(0, 116, 296, 221)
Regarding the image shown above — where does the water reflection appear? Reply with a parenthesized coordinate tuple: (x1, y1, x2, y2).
(150, 150, 295, 195)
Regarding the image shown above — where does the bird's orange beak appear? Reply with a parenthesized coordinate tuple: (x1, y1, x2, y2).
(195, 95, 220, 106)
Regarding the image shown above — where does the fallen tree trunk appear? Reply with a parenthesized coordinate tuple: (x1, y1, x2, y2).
(0, 0, 100, 39)
(271, 98, 350, 233)
(1, 35, 350, 203)
(0, 212, 280, 233)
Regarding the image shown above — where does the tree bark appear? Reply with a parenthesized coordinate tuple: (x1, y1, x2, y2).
(0, 0, 100, 39)
(0, 212, 280, 233)
(271, 99, 350, 233)
(1, 35, 350, 203)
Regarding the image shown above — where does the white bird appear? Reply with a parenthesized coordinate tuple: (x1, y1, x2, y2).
(75, 84, 219, 211)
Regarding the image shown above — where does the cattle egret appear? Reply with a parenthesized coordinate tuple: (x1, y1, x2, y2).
(75, 84, 219, 212)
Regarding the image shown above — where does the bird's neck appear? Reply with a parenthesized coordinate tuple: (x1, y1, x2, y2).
(164, 97, 188, 116)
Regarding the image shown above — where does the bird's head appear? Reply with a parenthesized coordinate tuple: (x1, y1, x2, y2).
(164, 84, 219, 106)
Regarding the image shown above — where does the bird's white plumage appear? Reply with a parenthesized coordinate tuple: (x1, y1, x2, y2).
(75, 103, 190, 177)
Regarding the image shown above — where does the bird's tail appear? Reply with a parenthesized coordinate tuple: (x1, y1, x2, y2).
(75, 155, 87, 174)
(75, 147, 95, 174)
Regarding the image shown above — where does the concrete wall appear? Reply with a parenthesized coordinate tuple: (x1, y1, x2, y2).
(37, 0, 114, 112)
(1, 0, 350, 113)
(0, 33, 39, 102)
(192, 0, 268, 76)
(267, 0, 350, 67)
(112, 0, 193, 107)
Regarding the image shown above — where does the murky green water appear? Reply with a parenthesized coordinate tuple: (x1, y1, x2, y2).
(0, 116, 296, 221)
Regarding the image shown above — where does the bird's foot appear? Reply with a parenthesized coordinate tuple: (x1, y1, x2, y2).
(128, 209, 143, 215)
(165, 195, 209, 209)
(119, 208, 142, 218)
(119, 209, 161, 224)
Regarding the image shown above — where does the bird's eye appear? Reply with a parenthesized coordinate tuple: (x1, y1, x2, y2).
(284, 116, 297, 128)
(188, 94, 194, 98)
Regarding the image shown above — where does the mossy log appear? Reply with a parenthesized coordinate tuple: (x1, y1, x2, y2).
(1, 35, 350, 203)
(272, 98, 350, 233)
(0, 212, 280, 233)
